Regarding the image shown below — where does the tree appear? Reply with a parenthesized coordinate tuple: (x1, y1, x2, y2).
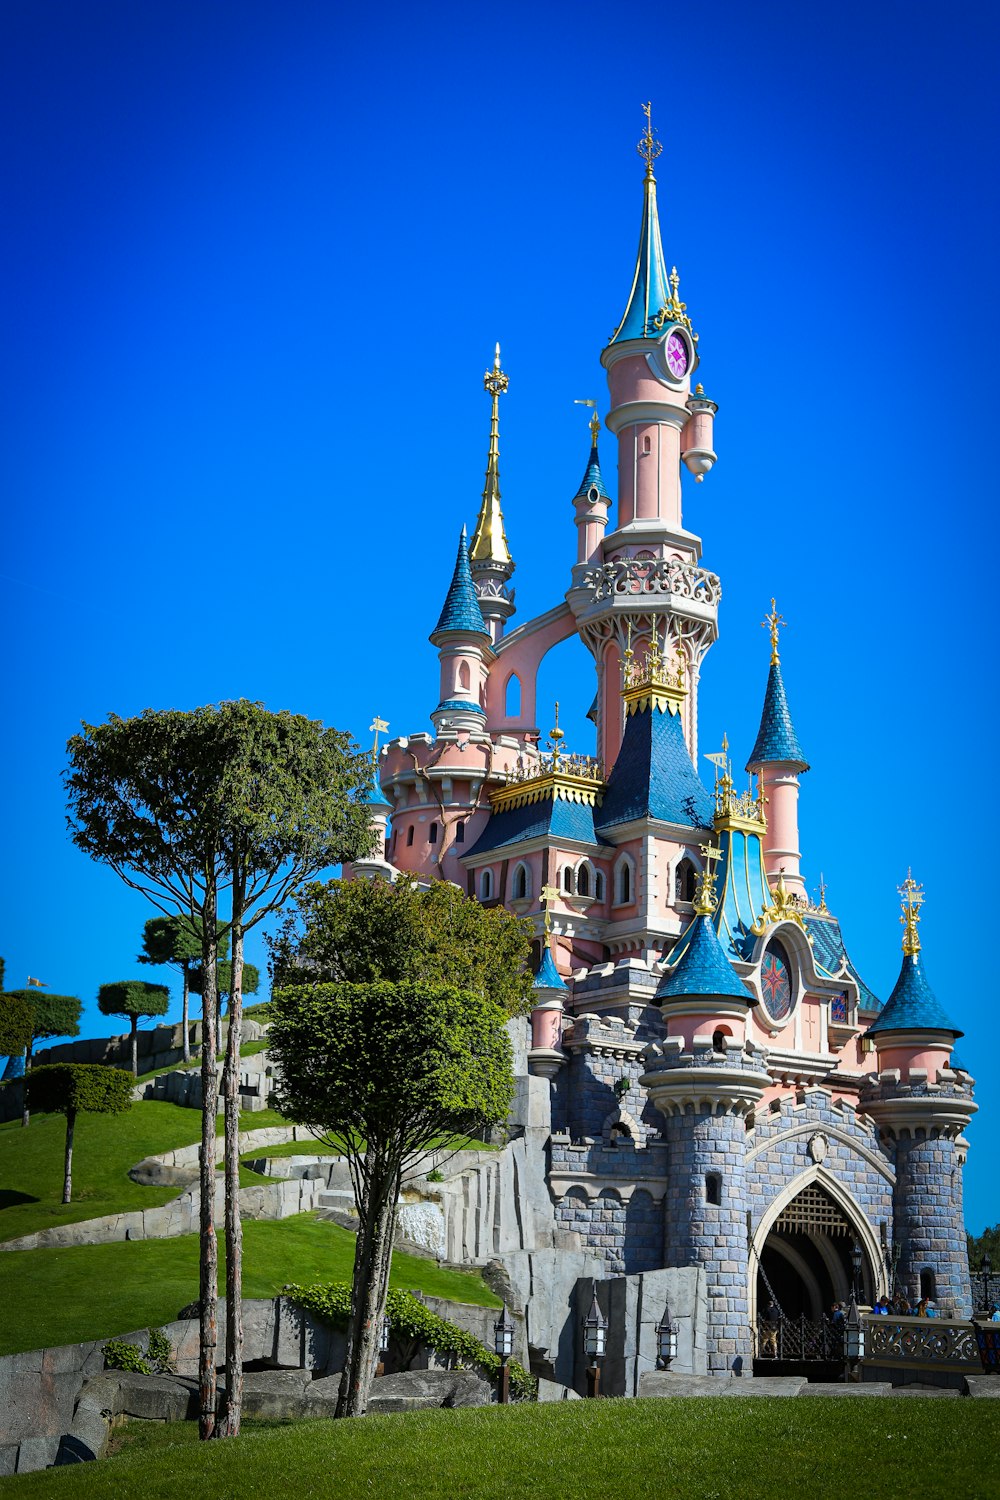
(270, 876, 535, 1017)
(2, 990, 82, 1127)
(189, 960, 260, 1056)
(97, 979, 171, 1077)
(269, 979, 515, 1418)
(65, 701, 375, 1439)
(25, 1063, 133, 1203)
(0, 992, 34, 1057)
(138, 915, 229, 1065)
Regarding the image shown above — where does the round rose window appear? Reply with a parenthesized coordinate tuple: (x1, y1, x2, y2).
(760, 941, 793, 1022)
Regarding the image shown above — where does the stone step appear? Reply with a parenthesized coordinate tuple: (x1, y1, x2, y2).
(639, 1373, 806, 1398)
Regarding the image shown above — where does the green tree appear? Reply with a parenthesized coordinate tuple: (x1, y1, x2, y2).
(25, 1063, 133, 1203)
(138, 915, 229, 1065)
(97, 979, 171, 1077)
(270, 876, 534, 1017)
(190, 960, 260, 1056)
(269, 979, 515, 1419)
(0, 992, 34, 1057)
(65, 701, 374, 1439)
(2, 990, 82, 1127)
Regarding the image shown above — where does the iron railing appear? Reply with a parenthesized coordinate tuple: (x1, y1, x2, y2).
(755, 1316, 844, 1362)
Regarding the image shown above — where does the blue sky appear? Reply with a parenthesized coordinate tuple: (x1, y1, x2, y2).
(2, 1, 997, 1230)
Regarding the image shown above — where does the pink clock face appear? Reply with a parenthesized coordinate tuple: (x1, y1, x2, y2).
(664, 331, 688, 378)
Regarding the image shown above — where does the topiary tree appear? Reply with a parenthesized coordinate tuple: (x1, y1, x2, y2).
(0, 992, 34, 1058)
(269, 979, 515, 1419)
(25, 1063, 133, 1203)
(189, 961, 260, 1055)
(97, 980, 170, 1076)
(2, 990, 82, 1127)
(138, 916, 229, 1065)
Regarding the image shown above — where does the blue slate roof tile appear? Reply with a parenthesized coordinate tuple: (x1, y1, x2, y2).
(596, 702, 714, 832)
(434, 699, 486, 716)
(431, 531, 489, 640)
(746, 659, 808, 770)
(464, 792, 610, 857)
(573, 444, 611, 503)
(865, 952, 962, 1038)
(657, 914, 752, 1002)
(533, 946, 568, 991)
(803, 914, 880, 1013)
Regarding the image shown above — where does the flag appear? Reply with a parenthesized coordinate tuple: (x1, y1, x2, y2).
(26, 976, 48, 987)
(703, 752, 728, 769)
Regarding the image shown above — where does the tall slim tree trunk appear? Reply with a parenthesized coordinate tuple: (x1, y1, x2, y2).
(130, 1015, 139, 1078)
(21, 1039, 32, 1128)
(337, 1169, 397, 1418)
(220, 863, 246, 1438)
(182, 966, 191, 1065)
(198, 880, 220, 1441)
(62, 1108, 76, 1204)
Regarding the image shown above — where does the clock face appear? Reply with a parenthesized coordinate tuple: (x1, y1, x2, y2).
(760, 942, 793, 1022)
(664, 330, 689, 378)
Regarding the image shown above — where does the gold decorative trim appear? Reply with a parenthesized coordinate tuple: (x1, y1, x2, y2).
(490, 771, 604, 813)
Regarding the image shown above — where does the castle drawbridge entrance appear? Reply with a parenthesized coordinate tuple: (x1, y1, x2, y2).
(753, 1182, 873, 1379)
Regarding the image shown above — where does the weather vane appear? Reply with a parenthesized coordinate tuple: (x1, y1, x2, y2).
(540, 883, 560, 946)
(898, 869, 924, 955)
(762, 599, 787, 665)
(638, 101, 662, 178)
(574, 398, 601, 446)
(368, 715, 389, 759)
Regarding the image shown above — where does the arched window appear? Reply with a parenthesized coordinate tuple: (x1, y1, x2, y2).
(504, 673, 521, 717)
(429, 822, 438, 845)
(455, 819, 465, 844)
(406, 826, 415, 847)
(576, 864, 590, 897)
(642, 434, 651, 455)
(614, 857, 633, 906)
(920, 1268, 937, 1301)
(458, 661, 471, 692)
(480, 869, 493, 901)
(705, 1174, 722, 1206)
(674, 858, 697, 904)
(513, 864, 528, 900)
(595, 870, 605, 903)
(712, 1029, 727, 1053)
(563, 866, 574, 893)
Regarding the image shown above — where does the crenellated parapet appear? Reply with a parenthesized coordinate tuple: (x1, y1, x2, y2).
(640, 1036, 770, 1118)
(861, 1069, 977, 1141)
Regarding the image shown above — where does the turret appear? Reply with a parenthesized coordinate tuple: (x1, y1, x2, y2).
(746, 602, 809, 899)
(571, 409, 611, 568)
(429, 530, 492, 735)
(862, 876, 976, 1315)
(469, 345, 515, 643)
(343, 716, 396, 883)
(527, 897, 569, 1081)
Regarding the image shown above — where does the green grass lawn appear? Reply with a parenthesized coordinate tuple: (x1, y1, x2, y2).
(0, 1103, 295, 1244)
(0, 1212, 499, 1355)
(3, 1398, 998, 1500)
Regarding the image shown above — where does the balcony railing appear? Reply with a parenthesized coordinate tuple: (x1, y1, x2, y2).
(576, 557, 722, 606)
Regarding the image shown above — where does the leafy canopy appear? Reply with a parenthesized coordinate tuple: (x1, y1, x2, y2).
(98, 980, 170, 1021)
(189, 961, 260, 999)
(0, 993, 35, 1054)
(26, 1062, 134, 1118)
(138, 915, 229, 970)
(269, 980, 514, 1162)
(3, 990, 82, 1045)
(271, 877, 534, 1017)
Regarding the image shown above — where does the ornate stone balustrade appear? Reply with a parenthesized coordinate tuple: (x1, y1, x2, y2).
(576, 557, 722, 606)
(863, 1315, 980, 1371)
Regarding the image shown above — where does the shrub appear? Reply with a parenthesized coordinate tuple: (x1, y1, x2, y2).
(146, 1327, 176, 1373)
(102, 1327, 175, 1376)
(285, 1282, 536, 1401)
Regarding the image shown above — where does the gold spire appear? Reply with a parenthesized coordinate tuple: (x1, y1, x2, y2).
(707, 732, 767, 832)
(469, 343, 512, 569)
(541, 883, 560, 950)
(548, 702, 565, 769)
(637, 101, 662, 181)
(694, 842, 723, 915)
(898, 870, 924, 956)
(818, 873, 829, 913)
(762, 598, 787, 666)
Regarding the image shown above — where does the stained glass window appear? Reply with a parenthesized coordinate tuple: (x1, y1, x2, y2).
(760, 941, 793, 1022)
(831, 992, 848, 1023)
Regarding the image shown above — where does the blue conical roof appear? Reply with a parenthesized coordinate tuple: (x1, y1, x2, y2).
(657, 914, 752, 1002)
(746, 659, 809, 771)
(533, 945, 568, 992)
(364, 757, 392, 809)
(431, 531, 489, 640)
(866, 952, 962, 1038)
(597, 700, 714, 832)
(573, 441, 610, 504)
(608, 171, 672, 344)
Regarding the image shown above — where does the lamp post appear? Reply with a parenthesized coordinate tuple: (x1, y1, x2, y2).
(851, 1240, 863, 1303)
(494, 1303, 515, 1405)
(656, 1301, 678, 1371)
(375, 1313, 391, 1378)
(583, 1291, 607, 1398)
(843, 1294, 865, 1384)
(980, 1252, 993, 1314)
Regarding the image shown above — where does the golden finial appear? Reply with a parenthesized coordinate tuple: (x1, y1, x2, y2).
(590, 409, 601, 446)
(549, 702, 565, 769)
(898, 869, 924, 956)
(541, 882, 560, 946)
(623, 617, 635, 669)
(637, 101, 662, 180)
(694, 843, 723, 915)
(471, 343, 511, 567)
(818, 873, 829, 913)
(368, 715, 389, 759)
(762, 598, 787, 666)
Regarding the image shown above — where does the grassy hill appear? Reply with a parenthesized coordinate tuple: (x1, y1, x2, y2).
(2, 1398, 997, 1499)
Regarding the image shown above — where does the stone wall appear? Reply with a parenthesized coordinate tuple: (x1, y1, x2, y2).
(893, 1133, 970, 1316)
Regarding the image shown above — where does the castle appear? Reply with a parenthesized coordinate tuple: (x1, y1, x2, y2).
(346, 108, 976, 1382)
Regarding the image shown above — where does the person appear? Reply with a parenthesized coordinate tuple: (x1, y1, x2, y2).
(917, 1297, 929, 1317)
(831, 1301, 845, 1326)
(925, 1300, 937, 1318)
(761, 1299, 780, 1357)
(990, 1305, 1000, 1323)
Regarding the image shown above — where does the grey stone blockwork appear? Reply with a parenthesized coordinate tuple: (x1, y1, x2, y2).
(893, 1134, 970, 1316)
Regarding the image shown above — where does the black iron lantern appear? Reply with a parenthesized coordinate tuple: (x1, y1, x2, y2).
(845, 1294, 865, 1362)
(584, 1292, 607, 1361)
(851, 1239, 863, 1301)
(379, 1314, 391, 1356)
(494, 1302, 515, 1404)
(656, 1301, 678, 1368)
(981, 1251, 993, 1313)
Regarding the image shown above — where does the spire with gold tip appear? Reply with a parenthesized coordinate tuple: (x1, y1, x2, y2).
(469, 345, 516, 639)
(865, 876, 962, 1038)
(746, 599, 809, 772)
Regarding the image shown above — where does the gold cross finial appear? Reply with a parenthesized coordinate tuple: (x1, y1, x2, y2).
(898, 869, 924, 956)
(368, 715, 389, 758)
(762, 598, 787, 665)
(637, 101, 662, 180)
(818, 873, 829, 913)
